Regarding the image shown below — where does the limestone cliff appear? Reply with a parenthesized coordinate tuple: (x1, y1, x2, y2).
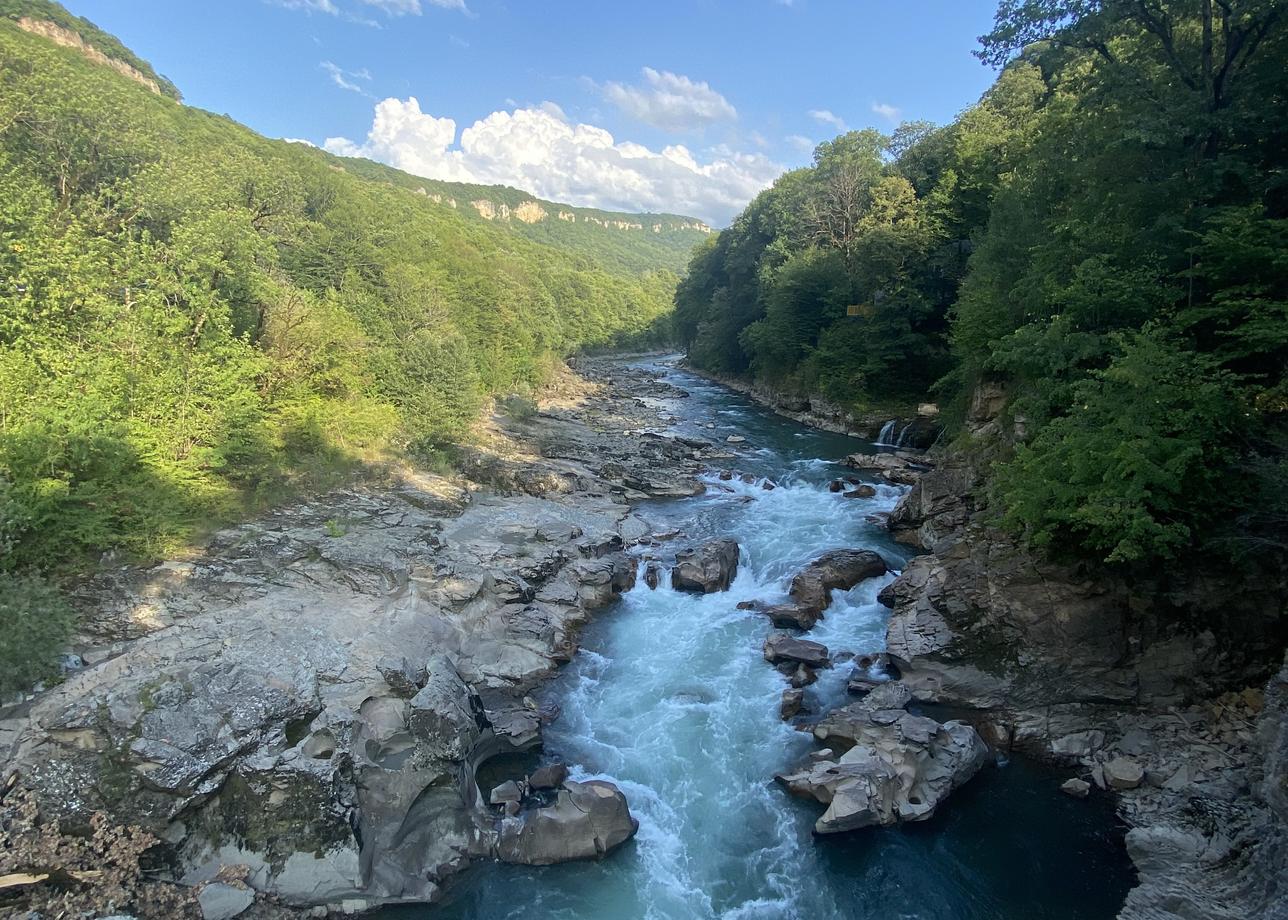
(16, 17, 169, 97)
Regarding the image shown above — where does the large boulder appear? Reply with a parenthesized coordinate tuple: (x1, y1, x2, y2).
(789, 550, 889, 615)
(777, 694, 988, 833)
(671, 539, 740, 593)
(762, 603, 821, 631)
(764, 633, 830, 668)
(496, 780, 639, 865)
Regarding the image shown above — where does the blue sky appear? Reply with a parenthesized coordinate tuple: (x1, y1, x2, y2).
(66, 0, 1000, 225)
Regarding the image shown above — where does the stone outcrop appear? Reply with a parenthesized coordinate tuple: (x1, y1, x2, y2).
(764, 633, 830, 668)
(671, 539, 740, 593)
(776, 682, 988, 834)
(0, 359, 695, 913)
(17, 18, 169, 97)
(496, 779, 638, 865)
(871, 385, 1288, 919)
(788, 549, 888, 616)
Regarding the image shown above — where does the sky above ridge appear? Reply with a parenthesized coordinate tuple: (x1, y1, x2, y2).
(66, 0, 1000, 226)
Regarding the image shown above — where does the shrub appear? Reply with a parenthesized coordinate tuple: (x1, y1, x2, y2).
(0, 572, 75, 697)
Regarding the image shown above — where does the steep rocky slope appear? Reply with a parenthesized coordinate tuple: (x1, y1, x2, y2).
(874, 393, 1288, 919)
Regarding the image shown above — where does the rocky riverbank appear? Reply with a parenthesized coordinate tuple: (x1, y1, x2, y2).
(0, 359, 736, 917)
(863, 401, 1288, 919)
(675, 363, 942, 450)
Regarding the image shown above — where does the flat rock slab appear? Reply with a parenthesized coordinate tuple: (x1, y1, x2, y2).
(764, 633, 830, 668)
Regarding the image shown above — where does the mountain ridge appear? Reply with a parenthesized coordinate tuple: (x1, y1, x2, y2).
(6, 0, 711, 274)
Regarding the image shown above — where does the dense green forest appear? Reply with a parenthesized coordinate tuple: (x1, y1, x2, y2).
(676, 0, 1287, 568)
(0, 16, 681, 583)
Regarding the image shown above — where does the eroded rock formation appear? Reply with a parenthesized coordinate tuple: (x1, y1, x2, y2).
(0, 359, 707, 913)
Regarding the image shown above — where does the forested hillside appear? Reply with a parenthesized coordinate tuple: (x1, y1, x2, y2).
(676, 0, 1287, 569)
(0, 14, 683, 586)
(335, 158, 712, 275)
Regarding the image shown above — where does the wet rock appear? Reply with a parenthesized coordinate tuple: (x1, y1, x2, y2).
(764, 633, 830, 668)
(880, 468, 922, 486)
(845, 452, 930, 474)
(1061, 778, 1091, 798)
(570, 556, 638, 607)
(496, 780, 639, 865)
(490, 780, 523, 806)
(851, 680, 912, 713)
(642, 562, 662, 590)
(781, 689, 805, 720)
(761, 603, 821, 631)
(846, 673, 883, 695)
(843, 486, 877, 499)
(528, 762, 569, 790)
(828, 479, 846, 493)
(784, 663, 819, 688)
(198, 882, 255, 920)
(671, 539, 740, 593)
(726, 435, 746, 444)
(789, 550, 889, 615)
(408, 656, 486, 761)
(762, 480, 777, 491)
(1104, 757, 1145, 790)
(778, 706, 987, 833)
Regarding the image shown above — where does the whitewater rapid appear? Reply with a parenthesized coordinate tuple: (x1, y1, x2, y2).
(419, 358, 1134, 920)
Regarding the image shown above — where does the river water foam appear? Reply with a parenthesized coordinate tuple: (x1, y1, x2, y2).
(393, 357, 1134, 920)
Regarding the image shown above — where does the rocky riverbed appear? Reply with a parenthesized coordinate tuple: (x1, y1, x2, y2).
(2, 356, 1282, 920)
(0, 358, 733, 915)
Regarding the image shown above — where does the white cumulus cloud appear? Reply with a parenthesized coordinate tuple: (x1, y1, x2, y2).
(871, 101, 901, 122)
(808, 109, 847, 132)
(603, 68, 737, 132)
(324, 96, 782, 225)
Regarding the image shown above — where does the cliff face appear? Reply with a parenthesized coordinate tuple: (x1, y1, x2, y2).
(16, 18, 166, 97)
(878, 391, 1288, 919)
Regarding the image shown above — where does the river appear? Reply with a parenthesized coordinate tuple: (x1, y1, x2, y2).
(390, 356, 1134, 920)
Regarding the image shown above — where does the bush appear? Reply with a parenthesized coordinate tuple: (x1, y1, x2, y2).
(0, 572, 75, 697)
(498, 394, 538, 422)
(993, 330, 1240, 563)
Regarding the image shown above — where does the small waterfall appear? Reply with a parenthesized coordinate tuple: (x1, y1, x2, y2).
(875, 419, 896, 446)
(895, 422, 913, 447)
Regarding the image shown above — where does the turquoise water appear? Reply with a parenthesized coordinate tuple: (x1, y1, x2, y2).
(388, 358, 1134, 920)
